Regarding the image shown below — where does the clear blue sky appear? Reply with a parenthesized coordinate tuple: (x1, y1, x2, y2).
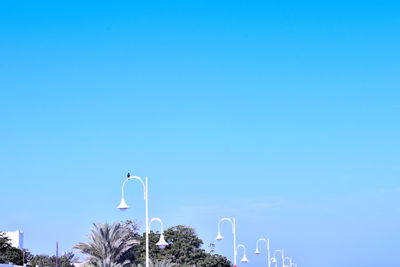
(1, 1, 399, 266)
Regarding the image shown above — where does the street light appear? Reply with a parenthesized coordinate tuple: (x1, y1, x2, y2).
(271, 257, 278, 267)
(285, 257, 293, 267)
(150, 217, 169, 249)
(118, 173, 168, 267)
(237, 244, 248, 263)
(255, 238, 271, 267)
(272, 249, 285, 267)
(216, 217, 248, 266)
(284, 256, 293, 267)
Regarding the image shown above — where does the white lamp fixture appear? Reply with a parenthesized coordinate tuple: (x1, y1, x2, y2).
(237, 244, 248, 264)
(216, 232, 223, 241)
(255, 238, 271, 267)
(241, 254, 249, 263)
(271, 257, 277, 263)
(117, 197, 129, 210)
(118, 173, 169, 267)
(150, 217, 168, 249)
(156, 234, 168, 249)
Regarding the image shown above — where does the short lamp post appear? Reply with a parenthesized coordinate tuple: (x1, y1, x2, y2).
(271, 257, 278, 267)
(284, 256, 293, 267)
(216, 217, 248, 266)
(254, 238, 271, 267)
(117, 173, 168, 267)
(271, 249, 284, 267)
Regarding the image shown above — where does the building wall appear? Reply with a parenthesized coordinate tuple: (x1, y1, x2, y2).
(3, 231, 24, 249)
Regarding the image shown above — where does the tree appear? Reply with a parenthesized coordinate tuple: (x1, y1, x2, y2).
(73, 222, 139, 266)
(86, 258, 127, 267)
(0, 233, 11, 264)
(0, 232, 32, 265)
(131, 225, 231, 267)
(29, 252, 75, 267)
(134, 259, 177, 267)
(0, 233, 11, 253)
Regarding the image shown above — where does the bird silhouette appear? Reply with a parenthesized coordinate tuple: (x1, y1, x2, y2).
(127, 172, 130, 178)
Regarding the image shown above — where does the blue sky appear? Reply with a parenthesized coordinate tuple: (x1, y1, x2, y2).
(1, 1, 399, 266)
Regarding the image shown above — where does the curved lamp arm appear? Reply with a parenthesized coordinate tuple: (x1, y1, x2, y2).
(256, 238, 269, 251)
(237, 244, 246, 255)
(121, 175, 146, 200)
(218, 217, 234, 234)
(273, 249, 283, 258)
(149, 217, 164, 233)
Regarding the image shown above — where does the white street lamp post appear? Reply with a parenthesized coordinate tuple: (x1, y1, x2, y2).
(255, 238, 271, 267)
(271, 249, 284, 267)
(237, 244, 249, 263)
(271, 257, 278, 267)
(150, 217, 169, 248)
(216, 217, 237, 267)
(216, 217, 248, 266)
(118, 173, 168, 267)
(284, 257, 293, 267)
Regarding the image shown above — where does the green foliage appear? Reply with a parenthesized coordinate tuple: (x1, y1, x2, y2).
(0, 232, 32, 265)
(86, 258, 129, 267)
(29, 252, 75, 267)
(1, 247, 23, 265)
(131, 225, 231, 267)
(73, 222, 139, 266)
(133, 259, 177, 267)
(0, 233, 11, 253)
(75, 223, 231, 267)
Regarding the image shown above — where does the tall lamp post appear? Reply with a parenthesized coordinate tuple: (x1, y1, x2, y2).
(254, 238, 271, 267)
(216, 217, 248, 266)
(117, 173, 168, 267)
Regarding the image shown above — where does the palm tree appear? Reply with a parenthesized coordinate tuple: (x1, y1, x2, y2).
(134, 259, 177, 267)
(87, 258, 129, 267)
(73, 222, 138, 266)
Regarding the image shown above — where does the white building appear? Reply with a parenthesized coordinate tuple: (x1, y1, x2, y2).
(3, 230, 24, 249)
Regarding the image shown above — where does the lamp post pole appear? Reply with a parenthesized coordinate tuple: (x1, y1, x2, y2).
(145, 176, 149, 267)
(237, 244, 249, 264)
(272, 250, 284, 267)
(284, 257, 293, 267)
(255, 238, 271, 267)
(216, 217, 248, 266)
(216, 217, 237, 266)
(118, 173, 168, 267)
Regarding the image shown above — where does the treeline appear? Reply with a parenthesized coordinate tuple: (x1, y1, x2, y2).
(2, 221, 231, 267)
(73, 221, 232, 267)
(0, 232, 75, 267)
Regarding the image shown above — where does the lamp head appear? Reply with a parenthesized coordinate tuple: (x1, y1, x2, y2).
(271, 257, 277, 263)
(216, 232, 223, 241)
(117, 197, 129, 211)
(156, 234, 168, 249)
(255, 248, 260, 254)
(240, 254, 249, 263)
